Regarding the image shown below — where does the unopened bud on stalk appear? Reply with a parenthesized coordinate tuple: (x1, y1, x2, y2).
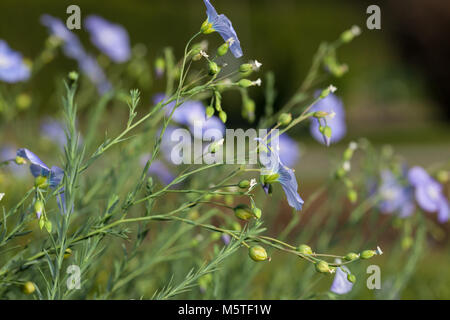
(319, 85, 337, 99)
(347, 189, 358, 203)
(238, 79, 261, 88)
(217, 38, 234, 56)
(278, 113, 292, 126)
(219, 110, 227, 123)
(206, 106, 215, 118)
(209, 61, 220, 75)
(249, 245, 268, 262)
(238, 180, 250, 189)
(234, 204, 253, 221)
(315, 260, 331, 274)
(347, 274, 356, 283)
(252, 207, 262, 219)
(22, 281, 35, 295)
(64, 248, 72, 259)
(344, 252, 360, 261)
(34, 200, 44, 219)
(360, 250, 376, 259)
(341, 25, 361, 43)
(297, 244, 313, 255)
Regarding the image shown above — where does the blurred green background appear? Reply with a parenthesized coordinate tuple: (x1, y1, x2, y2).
(0, 0, 449, 299)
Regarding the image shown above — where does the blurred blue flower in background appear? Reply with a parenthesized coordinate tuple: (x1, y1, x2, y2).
(202, 0, 243, 58)
(140, 155, 175, 186)
(330, 264, 353, 295)
(0, 40, 30, 83)
(41, 15, 85, 60)
(310, 92, 346, 146)
(272, 133, 301, 168)
(41, 117, 67, 149)
(85, 15, 131, 63)
(408, 166, 449, 223)
(378, 169, 415, 218)
(41, 15, 112, 94)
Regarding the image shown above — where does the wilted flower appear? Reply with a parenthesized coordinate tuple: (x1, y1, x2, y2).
(310, 92, 346, 146)
(258, 138, 304, 211)
(330, 264, 354, 295)
(378, 169, 415, 218)
(408, 166, 449, 223)
(201, 0, 243, 58)
(84, 15, 131, 63)
(0, 40, 30, 83)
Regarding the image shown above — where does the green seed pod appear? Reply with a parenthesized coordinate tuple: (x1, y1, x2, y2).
(278, 113, 292, 126)
(347, 189, 358, 203)
(343, 148, 354, 161)
(360, 250, 376, 259)
(238, 180, 250, 189)
(347, 274, 356, 283)
(200, 20, 214, 34)
(249, 245, 268, 262)
(34, 200, 44, 218)
(239, 63, 253, 73)
(217, 42, 230, 56)
(297, 244, 313, 255)
(344, 252, 359, 261)
(323, 126, 332, 139)
(238, 79, 253, 88)
(219, 110, 227, 123)
(315, 260, 331, 274)
(234, 205, 253, 221)
(336, 168, 346, 179)
(209, 61, 220, 76)
(206, 106, 215, 118)
(35, 175, 49, 188)
(314, 111, 329, 118)
(64, 248, 72, 259)
(252, 207, 262, 219)
(22, 281, 35, 295)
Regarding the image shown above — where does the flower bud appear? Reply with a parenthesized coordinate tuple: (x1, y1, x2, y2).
(249, 245, 268, 262)
(347, 274, 356, 283)
(319, 85, 337, 99)
(314, 111, 329, 118)
(209, 61, 220, 76)
(234, 205, 253, 221)
(208, 138, 224, 154)
(217, 42, 229, 56)
(206, 106, 215, 118)
(239, 63, 253, 73)
(347, 189, 357, 204)
(22, 281, 35, 295)
(341, 25, 361, 43)
(16, 93, 31, 110)
(315, 260, 331, 274)
(344, 252, 359, 261)
(360, 250, 376, 259)
(34, 200, 44, 219)
(238, 79, 253, 88)
(278, 113, 292, 126)
(238, 180, 250, 189)
(252, 207, 262, 219)
(219, 110, 227, 123)
(154, 57, 165, 77)
(297, 244, 313, 255)
(64, 248, 72, 259)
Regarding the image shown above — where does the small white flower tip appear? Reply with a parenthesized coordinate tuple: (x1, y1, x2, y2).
(0, 193, 4, 201)
(328, 85, 337, 93)
(253, 79, 262, 87)
(343, 161, 351, 172)
(351, 25, 361, 36)
(329, 111, 336, 119)
(376, 246, 383, 255)
(226, 37, 235, 46)
(200, 50, 209, 58)
(217, 138, 225, 146)
(249, 178, 258, 191)
(253, 60, 263, 70)
(349, 141, 358, 150)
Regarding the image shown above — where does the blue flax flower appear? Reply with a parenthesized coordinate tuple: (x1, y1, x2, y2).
(0, 40, 30, 83)
(15, 148, 66, 212)
(408, 166, 449, 223)
(41, 117, 67, 149)
(378, 169, 415, 218)
(309, 92, 346, 146)
(84, 15, 131, 63)
(258, 138, 304, 211)
(330, 264, 353, 295)
(140, 155, 175, 186)
(0, 145, 27, 177)
(202, 0, 243, 58)
(270, 133, 301, 169)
